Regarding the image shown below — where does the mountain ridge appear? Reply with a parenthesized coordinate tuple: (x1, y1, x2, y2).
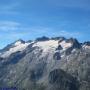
(0, 36, 90, 52)
(0, 36, 90, 90)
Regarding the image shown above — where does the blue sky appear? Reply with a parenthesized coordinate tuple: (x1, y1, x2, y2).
(0, 0, 90, 48)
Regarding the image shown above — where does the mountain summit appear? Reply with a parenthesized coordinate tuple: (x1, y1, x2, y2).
(0, 36, 90, 90)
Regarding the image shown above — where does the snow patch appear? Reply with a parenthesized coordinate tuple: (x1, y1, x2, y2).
(59, 41, 72, 50)
(33, 40, 58, 52)
(1, 42, 30, 57)
(14, 41, 23, 46)
(83, 45, 90, 49)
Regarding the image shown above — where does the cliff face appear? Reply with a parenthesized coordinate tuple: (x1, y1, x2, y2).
(0, 37, 90, 90)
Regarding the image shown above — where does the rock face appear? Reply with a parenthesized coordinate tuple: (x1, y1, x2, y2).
(48, 69, 79, 90)
(0, 36, 90, 90)
(36, 36, 50, 41)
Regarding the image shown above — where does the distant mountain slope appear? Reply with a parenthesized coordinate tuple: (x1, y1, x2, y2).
(0, 36, 90, 90)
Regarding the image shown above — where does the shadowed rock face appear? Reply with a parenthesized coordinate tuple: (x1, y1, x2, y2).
(36, 36, 50, 41)
(51, 37, 65, 41)
(83, 42, 90, 46)
(48, 69, 79, 90)
(53, 52, 61, 60)
(0, 37, 90, 90)
(66, 38, 81, 49)
(56, 45, 63, 50)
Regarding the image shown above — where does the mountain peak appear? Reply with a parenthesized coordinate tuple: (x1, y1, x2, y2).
(83, 41, 90, 46)
(36, 36, 50, 41)
(66, 38, 77, 43)
(51, 37, 66, 41)
(66, 38, 81, 48)
(14, 39, 25, 45)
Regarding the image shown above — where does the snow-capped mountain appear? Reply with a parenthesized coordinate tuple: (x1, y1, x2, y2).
(0, 36, 90, 90)
(0, 39, 30, 58)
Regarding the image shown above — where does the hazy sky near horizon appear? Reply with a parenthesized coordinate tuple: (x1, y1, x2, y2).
(0, 0, 90, 48)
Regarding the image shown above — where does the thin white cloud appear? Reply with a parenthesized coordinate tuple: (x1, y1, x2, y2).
(50, 30, 81, 38)
(0, 21, 20, 31)
(24, 27, 82, 39)
(59, 30, 80, 37)
(0, 21, 20, 26)
(0, 20, 82, 41)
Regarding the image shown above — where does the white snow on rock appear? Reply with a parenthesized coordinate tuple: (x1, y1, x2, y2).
(33, 40, 73, 52)
(1, 42, 30, 58)
(83, 45, 90, 49)
(33, 40, 59, 52)
(59, 41, 72, 50)
(14, 41, 23, 46)
(1, 39, 73, 58)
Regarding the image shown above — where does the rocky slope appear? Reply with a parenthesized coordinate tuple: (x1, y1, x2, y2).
(0, 36, 90, 90)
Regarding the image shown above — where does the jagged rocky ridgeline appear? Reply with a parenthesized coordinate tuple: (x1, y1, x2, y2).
(0, 36, 90, 90)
